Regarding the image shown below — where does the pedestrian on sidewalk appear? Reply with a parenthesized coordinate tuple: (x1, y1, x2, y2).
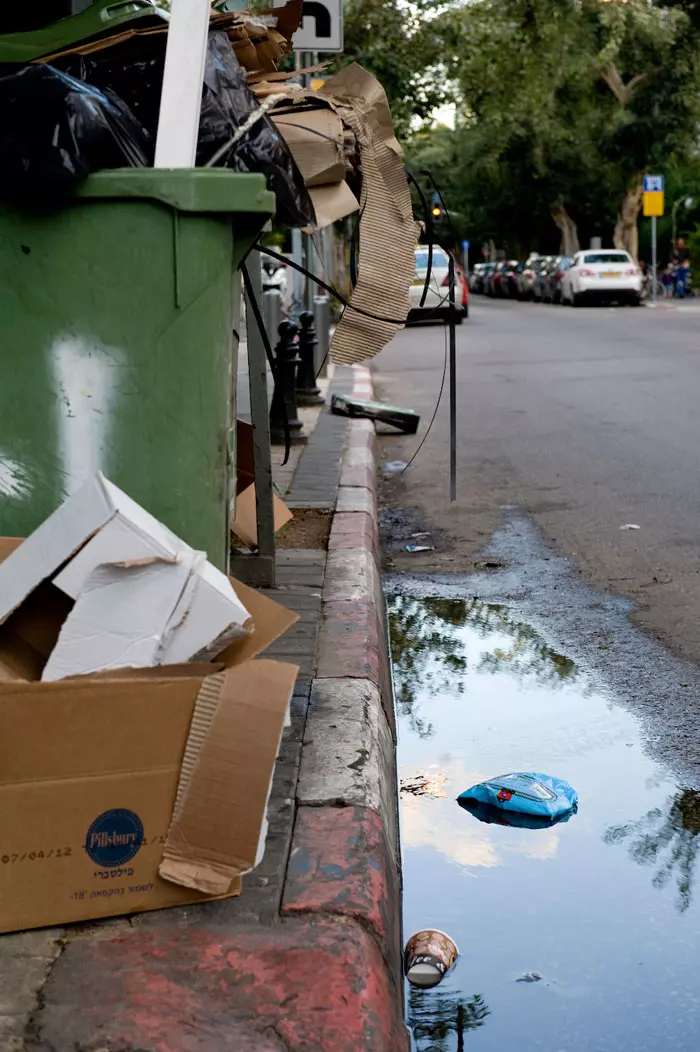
(662, 264, 675, 298)
(676, 260, 692, 299)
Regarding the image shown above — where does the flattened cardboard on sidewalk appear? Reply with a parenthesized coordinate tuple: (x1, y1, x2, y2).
(0, 539, 300, 933)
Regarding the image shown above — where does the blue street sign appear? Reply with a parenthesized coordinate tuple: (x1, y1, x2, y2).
(462, 240, 470, 251)
(644, 174, 664, 192)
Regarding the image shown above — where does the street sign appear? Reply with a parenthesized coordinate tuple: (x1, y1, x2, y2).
(643, 192, 664, 217)
(643, 174, 664, 192)
(643, 176, 665, 304)
(272, 0, 343, 53)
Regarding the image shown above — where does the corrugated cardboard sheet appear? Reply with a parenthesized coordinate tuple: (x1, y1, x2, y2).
(319, 65, 420, 365)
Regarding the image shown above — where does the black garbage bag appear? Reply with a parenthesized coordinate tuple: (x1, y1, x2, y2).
(59, 42, 165, 165)
(60, 32, 315, 228)
(197, 31, 315, 229)
(0, 63, 150, 205)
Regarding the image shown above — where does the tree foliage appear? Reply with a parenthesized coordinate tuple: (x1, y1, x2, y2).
(410, 0, 700, 256)
(329, 0, 453, 138)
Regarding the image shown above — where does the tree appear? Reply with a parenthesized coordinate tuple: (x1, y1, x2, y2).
(413, 0, 700, 256)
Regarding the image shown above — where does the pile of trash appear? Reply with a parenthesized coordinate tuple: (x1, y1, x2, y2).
(0, 0, 418, 362)
(0, 473, 299, 933)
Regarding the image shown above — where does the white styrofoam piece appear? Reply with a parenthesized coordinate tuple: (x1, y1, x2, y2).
(160, 559, 252, 665)
(42, 555, 198, 682)
(154, 0, 210, 168)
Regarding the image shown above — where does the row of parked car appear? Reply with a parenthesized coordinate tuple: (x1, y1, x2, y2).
(470, 257, 572, 303)
(470, 251, 643, 306)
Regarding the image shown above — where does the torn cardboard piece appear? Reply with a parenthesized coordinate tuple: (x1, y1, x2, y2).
(0, 538, 301, 933)
(232, 419, 293, 549)
(159, 659, 298, 894)
(231, 485, 293, 550)
(0, 474, 253, 681)
(270, 101, 359, 230)
(0, 473, 185, 625)
(271, 105, 347, 187)
(318, 64, 419, 364)
(305, 180, 359, 231)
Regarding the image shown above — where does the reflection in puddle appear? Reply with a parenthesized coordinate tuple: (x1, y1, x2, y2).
(390, 596, 700, 1051)
(605, 789, 700, 913)
(408, 987, 490, 1051)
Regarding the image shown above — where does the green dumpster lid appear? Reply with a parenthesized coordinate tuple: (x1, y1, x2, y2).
(0, 0, 168, 64)
(74, 169, 276, 215)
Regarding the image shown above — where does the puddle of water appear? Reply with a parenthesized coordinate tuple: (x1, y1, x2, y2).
(389, 595, 700, 1051)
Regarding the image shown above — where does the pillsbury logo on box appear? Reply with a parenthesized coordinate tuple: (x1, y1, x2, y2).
(85, 809, 144, 868)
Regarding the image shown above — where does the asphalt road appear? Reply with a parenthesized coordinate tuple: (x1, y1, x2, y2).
(373, 297, 700, 669)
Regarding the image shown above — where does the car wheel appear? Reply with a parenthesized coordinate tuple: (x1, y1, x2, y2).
(572, 293, 584, 307)
(629, 294, 641, 307)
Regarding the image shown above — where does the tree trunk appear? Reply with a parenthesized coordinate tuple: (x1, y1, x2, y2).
(550, 202, 580, 257)
(613, 183, 643, 260)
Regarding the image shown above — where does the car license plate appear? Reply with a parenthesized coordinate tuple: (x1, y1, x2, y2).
(412, 276, 426, 285)
(601, 271, 621, 278)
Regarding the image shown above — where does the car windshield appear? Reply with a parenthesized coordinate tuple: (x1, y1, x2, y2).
(583, 253, 629, 264)
(415, 251, 449, 271)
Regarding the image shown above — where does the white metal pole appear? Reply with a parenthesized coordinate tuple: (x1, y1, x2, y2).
(652, 215, 658, 305)
(154, 0, 210, 168)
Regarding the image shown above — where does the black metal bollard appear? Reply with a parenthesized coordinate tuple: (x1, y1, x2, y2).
(269, 320, 306, 444)
(295, 311, 325, 406)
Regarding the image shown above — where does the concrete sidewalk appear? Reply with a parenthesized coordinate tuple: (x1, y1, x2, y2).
(0, 366, 406, 1052)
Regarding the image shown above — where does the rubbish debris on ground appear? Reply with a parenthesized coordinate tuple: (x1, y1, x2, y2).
(0, 474, 300, 933)
(383, 460, 408, 476)
(516, 972, 544, 983)
(619, 524, 641, 530)
(404, 929, 459, 989)
(400, 772, 448, 798)
(458, 773, 578, 824)
(406, 545, 435, 553)
(331, 394, 420, 434)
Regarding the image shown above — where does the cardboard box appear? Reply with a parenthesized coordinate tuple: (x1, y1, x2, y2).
(0, 538, 299, 933)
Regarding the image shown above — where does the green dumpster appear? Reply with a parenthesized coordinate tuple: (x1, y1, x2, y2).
(0, 168, 274, 570)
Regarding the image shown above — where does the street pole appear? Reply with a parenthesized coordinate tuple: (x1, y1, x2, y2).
(291, 52, 304, 313)
(448, 256, 457, 502)
(462, 240, 469, 277)
(652, 215, 658, 305)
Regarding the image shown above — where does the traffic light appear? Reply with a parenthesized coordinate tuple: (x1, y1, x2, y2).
(431, 193, 442, 220)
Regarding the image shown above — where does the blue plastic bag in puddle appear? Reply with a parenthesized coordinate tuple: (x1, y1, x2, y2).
(458, 772, 578, 825)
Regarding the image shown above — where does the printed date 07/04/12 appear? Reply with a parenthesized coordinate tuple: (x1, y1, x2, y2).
(1, 847, 72, 864)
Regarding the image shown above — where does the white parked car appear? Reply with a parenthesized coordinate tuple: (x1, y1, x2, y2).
(409, 247, 467, 323)
(561, 249, 642, 306)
